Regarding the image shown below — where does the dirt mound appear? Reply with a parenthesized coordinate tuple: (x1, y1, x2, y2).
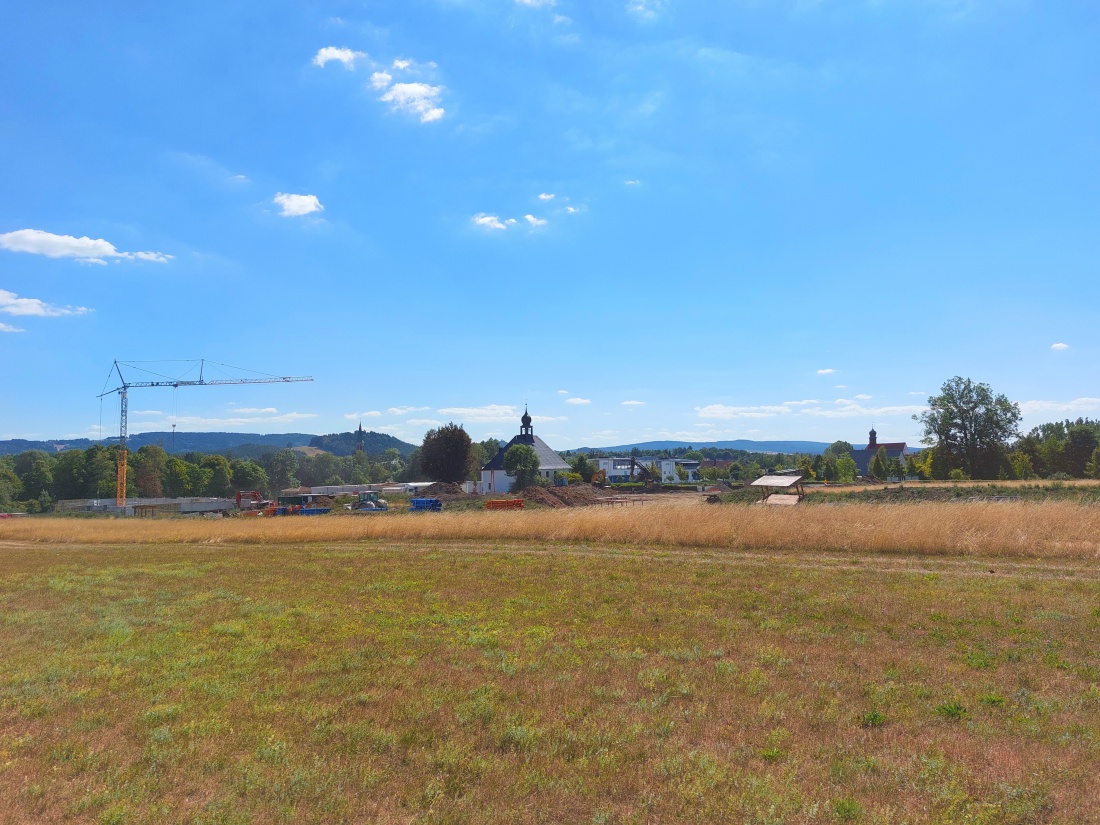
(519, 484, 611, 508)
(419, 482, 480, 502)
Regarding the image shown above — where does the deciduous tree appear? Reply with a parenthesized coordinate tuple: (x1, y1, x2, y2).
(915, 377, 1021, 479)
(503, 444, 540, 492)
(420, 423, 473, 483)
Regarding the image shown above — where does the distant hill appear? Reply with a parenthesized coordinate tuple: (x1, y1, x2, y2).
(570, 439, 833, 455)
(308, 431, 417, 458)
(0, 432, 317, 456)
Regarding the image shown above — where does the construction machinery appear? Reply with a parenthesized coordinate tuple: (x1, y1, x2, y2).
(236, 490, 272, 515)
(628, 457, 658, 487)
(349, 491, 389, 512)
(98, 360, 312, 508)
(409, 497, 443, 512)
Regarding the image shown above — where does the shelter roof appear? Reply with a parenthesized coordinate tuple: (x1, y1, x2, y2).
(751, 474, 804, 488)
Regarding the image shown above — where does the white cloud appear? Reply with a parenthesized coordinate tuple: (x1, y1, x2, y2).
(696, 404, 792, 419)
(388, 406, 430, 415)
(0, 288, 90, 317)
(908, 391, 926, 396)
(343, 411, 382, 419)
(0, 229, 171, 264)
(798, 402, 925, 419)
(817, 368, 835, 375)
(855, 394, 872, 400)
(622, 400, 645, 406)
(553, 14, 572, 24)
(516, 0, 556, 6)
(231, 174, 250, 183)
(392, 59, 412, 70)
(525, 214, 547, 227)
(565, 206, 580, 214)
(380, 82, 444, 122)
(627, 0, 664, 19)
(565, 397, 590, 405)
(369, 71, 393, 90)
(781, 399, 819, 406)
(273, 192, 324, 217)
(407, 418, 444, 427)
(129, 411, 317, 429)
(1051, 342, 1069, 351)
(472, 213, 509, 231)
(312, 47, 367, 69)
(538, 193, 555, 200)
(437, 404, 518, 423)
(1019, 398, 1100, 416)
(557, 390, 569, 395)
(0, 321, 23, 333)
(624, 179, 641, 185)
(232, 407, 278, 414)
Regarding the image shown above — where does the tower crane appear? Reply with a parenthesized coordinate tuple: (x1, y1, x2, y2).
(98, 360, 313, 508)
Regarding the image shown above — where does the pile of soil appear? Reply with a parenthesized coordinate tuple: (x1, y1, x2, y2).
(418, 482, 481, 502)
(519, 484, 612, 508)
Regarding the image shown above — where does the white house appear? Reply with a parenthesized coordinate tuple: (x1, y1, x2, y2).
(586, 456, 701, 483)
(478, 409, 572, 494)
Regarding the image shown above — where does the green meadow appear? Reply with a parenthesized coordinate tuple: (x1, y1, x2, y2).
(1, 540, 1098, 823)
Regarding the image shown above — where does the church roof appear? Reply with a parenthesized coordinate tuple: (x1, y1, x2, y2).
(483, 435, 571, 472)
(481, 409, 570, 472)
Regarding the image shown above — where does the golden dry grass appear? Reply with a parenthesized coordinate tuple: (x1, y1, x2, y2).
(5, 500, 1100, 558)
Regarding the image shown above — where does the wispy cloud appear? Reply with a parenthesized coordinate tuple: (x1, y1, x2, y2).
(622, 400, 645, 406)
(0, 229, 171, 264)
(525, 214, 547, 227)
(817, 368, 835, 375)
(855, 394, 872, 400)
(472, 213, 510, 230)
(538, 193, 555, 200)
(798, 402, 925, 419)
(388, 406, 430, 415)
(1020, 398, 1100, 416)
(565, 397, 590, 405)
(312, 47, 368, 69)
(696, 404, 792, 419)
(781, 399, 819, 406)
(232, 407, 277, 415)
(516, 0, 556, 6)
(0, 321, 24, 333)
(1051, 342, 1069, 351)
(627, 0, 664, 20)
(343, 411, 382, 419)
(407, 418, 444, 427)
(379, 82, 445, 123)
(624, 179, 641, 185)
(437, 404, 518, 423)
(557, 390, 569, 395)
(273, 193, 324, 217)
(0, 288, 90, 317)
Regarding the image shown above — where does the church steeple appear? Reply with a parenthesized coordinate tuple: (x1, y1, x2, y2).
(868, 425, 877, 449)
(519, 406, 534, 441)
(356, 421, 365, 453)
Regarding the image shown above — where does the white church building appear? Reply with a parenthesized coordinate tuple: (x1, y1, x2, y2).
(478, 408, 571, 494)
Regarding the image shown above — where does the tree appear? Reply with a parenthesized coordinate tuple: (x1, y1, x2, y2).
(230, 459, 270, 494)
(131, 445, 167, 497)
(915, 377, 1021, 479)
(267, 449, 300, 492)
(201, 455, 234, 497)
(420, 423, 472, 483)
(835, 454, 857, 483)
(570, 453, 595, 483)
(15, 452, 53, 499)
(52, 450, 87, 500)
(1087, 446, 1100, 480)
(503, 444, 540, 492)
(824, 440, 854, 460)
(869, 446, 889, 480)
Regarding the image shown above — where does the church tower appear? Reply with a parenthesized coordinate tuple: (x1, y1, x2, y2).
(868, 426, 877, 449)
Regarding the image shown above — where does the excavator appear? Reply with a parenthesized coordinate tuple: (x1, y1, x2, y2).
(628, 458, 658, 487)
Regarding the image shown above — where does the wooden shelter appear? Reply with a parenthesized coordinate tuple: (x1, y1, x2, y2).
(750, 474, 806, 505)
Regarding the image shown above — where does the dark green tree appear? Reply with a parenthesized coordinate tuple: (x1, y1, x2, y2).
(52, 450, 87, 500)
(915, 377, 1021, 479)
(230, 459, 270, 494)
(503, 444, 540, 492)
(420, 423, 472, 483)
(266, 449, 300, 492)
(570, 453, 595, 483)
(869, 446, 889, 479)
(201, 455, 234, 497)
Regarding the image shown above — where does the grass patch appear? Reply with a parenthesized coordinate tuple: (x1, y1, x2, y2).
(0, 538, 1097, 821)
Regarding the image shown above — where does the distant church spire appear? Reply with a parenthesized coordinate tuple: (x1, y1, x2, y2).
(868, 425, 877, 449)
(356, 420, 365, 453)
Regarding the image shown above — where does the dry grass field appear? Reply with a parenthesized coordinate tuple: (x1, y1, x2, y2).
(1, 505, 1099, 823)
(4, 499, 1100, 559)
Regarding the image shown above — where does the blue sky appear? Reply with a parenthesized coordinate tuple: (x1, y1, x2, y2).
(1, 0, 1097, 449)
